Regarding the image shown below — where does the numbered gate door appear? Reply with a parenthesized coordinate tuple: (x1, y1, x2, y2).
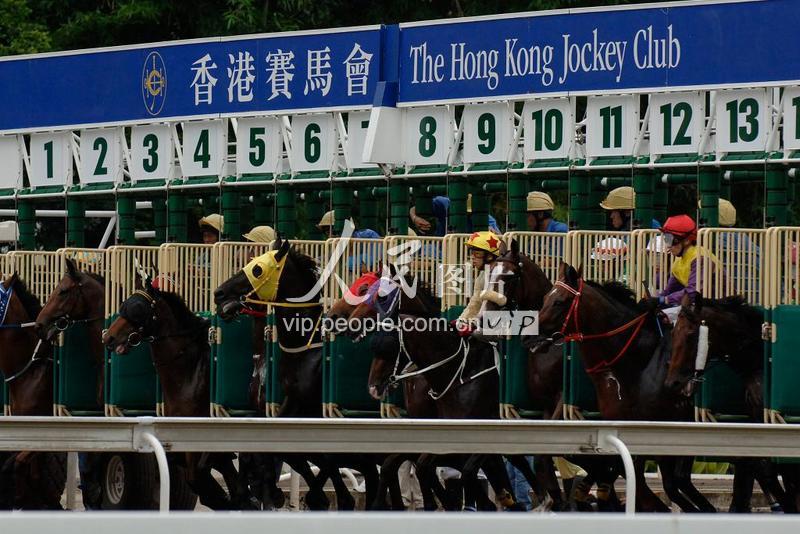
(765, 227, 800, 423)
(324, 237, 386, 418)
(53, 248, 106, 415)
(158, 243, 216, 416)
(211, 241, 273, 417)
(501, 232, 566, 420)
(563, 231, 633, 420)
(104, 246, 161, 417)
(695, 228, 764, 422)
(266, 239, 329, 417)
(5, 251, 60, 414)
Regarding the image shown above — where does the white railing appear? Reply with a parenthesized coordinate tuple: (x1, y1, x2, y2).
(2, 513, 800, 534)
(2, 417, 800, 514)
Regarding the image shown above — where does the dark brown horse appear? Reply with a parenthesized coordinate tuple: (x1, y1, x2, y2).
(536, 262, 715, 513)
(0, 274, 64, 510)
(347, 270, 528, 512)
(35, 258, 105, 408)
(213, 238, 379, 510)
(668, 294, 800, 512)
(102, 278, 257, 510)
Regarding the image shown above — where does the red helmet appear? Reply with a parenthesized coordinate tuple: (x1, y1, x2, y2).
(661, 215, 697, 243)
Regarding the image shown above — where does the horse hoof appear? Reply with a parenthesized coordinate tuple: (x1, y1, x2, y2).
(304, 490, 329, 510)
(270, 488, 286, 509)
(337, 494, 355, 511)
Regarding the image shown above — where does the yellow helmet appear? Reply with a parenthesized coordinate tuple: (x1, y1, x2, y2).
(243, 225, 276, 243)
(600, 186, 635, 211)
(317, 210, 334, 227)
(465, 231, 502, 256)
(698, 199, 736, 227)
(199, 213, 224, 233)
(526, 191, 555, 211)
(407, 227, 417, 236)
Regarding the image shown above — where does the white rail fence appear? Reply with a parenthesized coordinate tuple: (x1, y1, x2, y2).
(2, 417, 800, 514)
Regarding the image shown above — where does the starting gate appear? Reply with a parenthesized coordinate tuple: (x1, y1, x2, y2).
(501, 231, 566, 420)
(695, 228, 765, 422)
(53, 248, 106, 416)
(104, 246, 160, 417)
(0, 253, 10, 414)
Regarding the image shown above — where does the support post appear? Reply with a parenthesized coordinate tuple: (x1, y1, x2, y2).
(332, 184, 350, 236)
(117, 196, 136, 245)
(16, 199, 35, 250)
(632, 171, 655, 230)
(152, 197, 167, 244)
(448, 180, 468, 233)
(388, 181, 408, 235)
(221, 188, 241, 242)
(698, 168, 720, 227)
(167, 193, 187, 243)
(358, 187, 379, 233)
(766, 168, 788, 227)
(469, 183, 489, 232)
(507, 174, 528, 232)
(275, 186, 296, 239)
(66, 197, 85, 247)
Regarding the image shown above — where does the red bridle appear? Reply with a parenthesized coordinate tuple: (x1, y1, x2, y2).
(554, 278, 649, 374)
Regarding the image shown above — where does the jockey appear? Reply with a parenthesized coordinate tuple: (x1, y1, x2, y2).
(454, 230, 502, 335)
(199, 213, 223, 244)
(647, 214, 701, 311)
(600, 186, 661, 230)
(243, 225, 276, 243)
(526, 191, 567, 233)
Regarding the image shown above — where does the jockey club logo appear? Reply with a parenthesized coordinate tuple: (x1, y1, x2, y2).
(142, 51, 167, 116)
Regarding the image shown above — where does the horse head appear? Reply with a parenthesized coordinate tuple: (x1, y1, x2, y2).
(538, 261, 582, 336)
(665, 293, 705, 397)
(35, 257, 104, 342)
(214, 237, 317, 320)
(102, 271, 158, 355)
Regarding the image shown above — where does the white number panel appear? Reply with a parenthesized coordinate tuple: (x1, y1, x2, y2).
(236, 117, 282, 175)
(182, 119, 227, 177)
(403, 106, 453, 166)
(0, 136, 22, 190)
(648, 92, 705, 155)
(289, 113, 337, 173)
(461, 102, 513, 164)
(715, 88, 768, 153)
(130, 124, 173, 182)
(29, 131, 72, 188)
(782, 86, 800, 152)
(523, 98, 573, 160)
(79, 128, 123, 184)
(345, 110, 372, 169)
(585, 95, 639, 158)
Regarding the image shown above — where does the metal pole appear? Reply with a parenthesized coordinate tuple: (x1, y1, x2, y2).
(139, 432, 170, 513)
(65, 452, 79, 510)
(602, 434, 636, 515)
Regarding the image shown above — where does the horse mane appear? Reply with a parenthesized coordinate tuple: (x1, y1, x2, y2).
(585, 280, 642, 312)
(84, 272, 105, 284)
(11, 276, 42, 319)
(702, 295, 762, 326)
(288, 247, 319, 290)
(401, 274, 440, 316)
(155, 290, 207, 330)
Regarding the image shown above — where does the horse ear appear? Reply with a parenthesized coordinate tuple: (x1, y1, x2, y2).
(272, 235, 283, 251)
(575, 263, 583, 280)
(565, 265, 579, 286)
(680, 292, 692, 309)
(694, 293, 704, 312)
(388, 262, 398, 279)
(558, 261, 567, 280)
(274, 239, 290, 262)
(65, 257, 79, 279)
(510, 238, 519, 256)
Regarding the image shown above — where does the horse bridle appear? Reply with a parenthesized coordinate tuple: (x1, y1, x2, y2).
(50, 276, 104, 332)
(110, 290, 208, 350)
(551, 278, 649, 375)
(1, 285, 50, 384)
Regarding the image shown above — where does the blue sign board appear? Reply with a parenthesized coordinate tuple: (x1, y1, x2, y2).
(0, 28, 381, 132)
(397, 0, 800, 104)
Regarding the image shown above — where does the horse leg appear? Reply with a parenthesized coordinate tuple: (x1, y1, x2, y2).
(371, 454, 401, 510)
(631, 457, 669, 513)
(211, 453, 259, 510)
(415, 454, 449, 511)
(359, 458, 381, 511)
(319, 454, 355, 511)
(730, 459, 755, 513)
(474, 454, 522, 511)
(533, 455, 564, 510)
(414, 457, 444, 511)
(283, 454, 329, 510)
(0, 452, 14, 510)
(187, 454, 231, 511)
(755, 459, 794, 513)
(658, 457, 700, 512)
(777, 463, 800, 513)
(672, 456, 716, 512)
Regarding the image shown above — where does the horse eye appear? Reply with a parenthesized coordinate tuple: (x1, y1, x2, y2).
(252, 265, 263, 278)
